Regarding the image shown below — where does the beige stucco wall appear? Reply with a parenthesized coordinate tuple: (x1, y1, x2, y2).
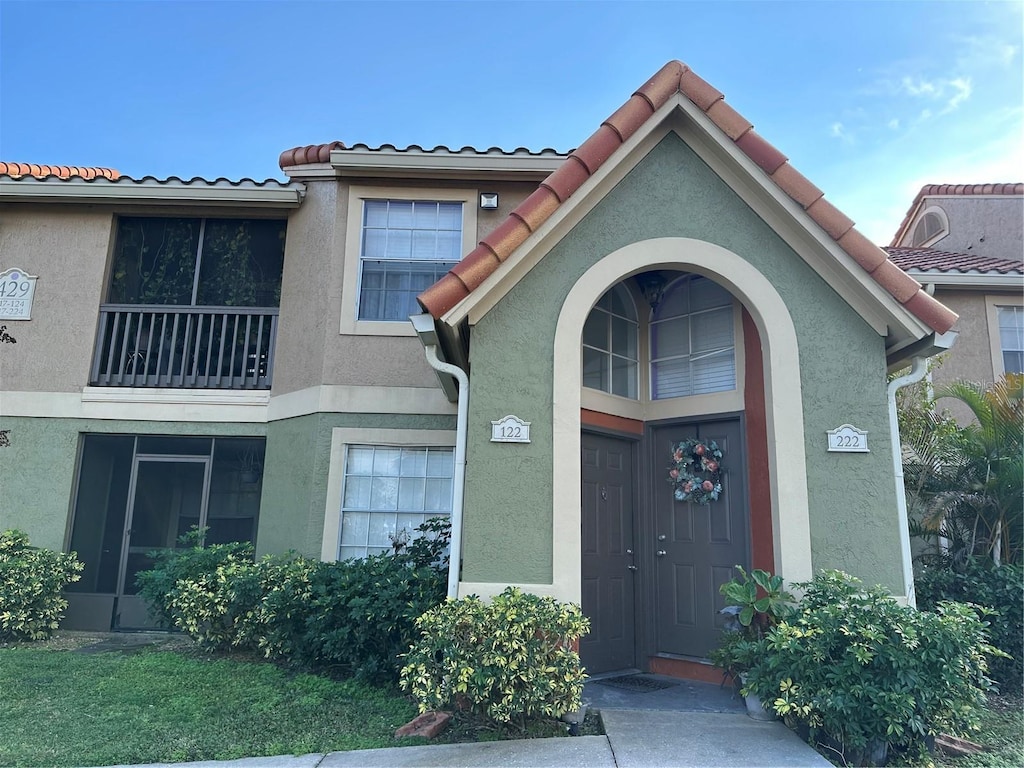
(931, 287, 1021, 422)
(927, 198, 1024, 262)
(0, 206, 114, 392)
(274, 177, 539, 396)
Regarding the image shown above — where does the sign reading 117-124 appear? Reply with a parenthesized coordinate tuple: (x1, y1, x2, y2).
(0, 268, 38, 321)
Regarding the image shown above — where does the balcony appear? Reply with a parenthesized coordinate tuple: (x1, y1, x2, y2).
(90, 304, 277, 389)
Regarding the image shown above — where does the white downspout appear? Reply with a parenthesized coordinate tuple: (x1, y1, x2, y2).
(422, 344, 469, 600)
(887, 356, 928, 608)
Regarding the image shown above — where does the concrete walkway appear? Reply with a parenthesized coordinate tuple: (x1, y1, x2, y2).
(102, 675, 830, 768)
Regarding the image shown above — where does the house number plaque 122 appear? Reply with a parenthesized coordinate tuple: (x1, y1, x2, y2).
(491, 415, 531, 443)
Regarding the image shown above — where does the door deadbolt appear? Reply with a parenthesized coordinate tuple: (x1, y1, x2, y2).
(627, 564, 638, 571)
(657, 534, 667, 541)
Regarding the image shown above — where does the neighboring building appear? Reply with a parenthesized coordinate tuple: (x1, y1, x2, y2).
(888, 184, 1023, 420)
(1, 61, 958, 678)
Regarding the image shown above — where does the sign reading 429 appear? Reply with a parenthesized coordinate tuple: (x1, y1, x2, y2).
(0, 268, 38, 320)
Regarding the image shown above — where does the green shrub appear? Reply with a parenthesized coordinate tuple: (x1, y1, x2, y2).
(0, 529, 83, 640)
(136, 518, 450, 681)
(400, 587, 590, 725)
(745, 570, 1000, 766)
(916, 558, 1023, 688)
(135, 528, 255, 629)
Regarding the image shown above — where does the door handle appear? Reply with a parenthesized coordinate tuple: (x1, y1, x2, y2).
(656, 550, 667, 557)
(625, 549, 633, 555)
(627, 565, 638, 571)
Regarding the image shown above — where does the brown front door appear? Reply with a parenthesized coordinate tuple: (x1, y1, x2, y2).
(651, 418, 748, 658)
(580, 432, 637, 674)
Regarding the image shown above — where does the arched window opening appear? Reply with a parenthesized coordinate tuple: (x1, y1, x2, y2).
(582, 283, 639, 399)
(650, 275, 735, 400)
(911, 210, 946, 246)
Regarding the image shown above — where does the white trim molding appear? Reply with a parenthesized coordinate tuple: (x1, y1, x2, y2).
(986, 294, 1024, 379)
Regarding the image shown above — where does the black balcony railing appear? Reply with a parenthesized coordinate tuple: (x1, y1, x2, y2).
(90, 305, 278, 389)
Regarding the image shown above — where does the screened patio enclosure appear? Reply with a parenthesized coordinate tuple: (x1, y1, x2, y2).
(64, 435, 265, 630)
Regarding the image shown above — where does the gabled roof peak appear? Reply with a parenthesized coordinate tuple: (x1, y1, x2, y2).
(417, 60, 957, 336)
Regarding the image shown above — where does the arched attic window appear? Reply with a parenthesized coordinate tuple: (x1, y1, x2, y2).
(911, 209, 948, 246)
(651, 275, 735, 400)
(582, 283, 639, 399)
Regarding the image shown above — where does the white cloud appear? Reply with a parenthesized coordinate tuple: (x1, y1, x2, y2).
(830, 121, 847, 139)
(897, 74, 973, 114)
(941, 77, 972, 113)
(887, 118, 900, 130)
(956, 35, 1019, 70)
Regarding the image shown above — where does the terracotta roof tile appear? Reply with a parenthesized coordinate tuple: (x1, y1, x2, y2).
(838, 229, 888, 272)
(416, 60, 960, 335)
(903, 291, 959, 333)
(735, 131, 787, 175)
(890, 183, 1024, 245)
(705, 101, 753, 142)
(511, 187, 561, 233)
(806, 197, 855, 240)
(771, 164, 823, 210)
(573, 124, 622, 175)
(0, 162, 120, 180)
(603, 95, 656, 141)
(541, 156, 590, 203)
(451, 248, 502, 292)
(885, 246, 1024, 275)
(480, 216, 531, 262)
(871, 260, 922, 304)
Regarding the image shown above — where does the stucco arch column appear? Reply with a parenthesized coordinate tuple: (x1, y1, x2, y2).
(551, 237, 812, 602)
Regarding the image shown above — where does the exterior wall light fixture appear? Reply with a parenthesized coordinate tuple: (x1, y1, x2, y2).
(479, 192, 499, 210)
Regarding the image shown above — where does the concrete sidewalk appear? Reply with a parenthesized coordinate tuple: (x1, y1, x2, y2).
(103, 707, 829, 768)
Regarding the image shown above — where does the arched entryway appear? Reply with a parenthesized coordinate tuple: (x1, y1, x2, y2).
(552, 237, 813, 675)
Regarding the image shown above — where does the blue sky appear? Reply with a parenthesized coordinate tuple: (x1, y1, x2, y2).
(1, 0, 1021, 244)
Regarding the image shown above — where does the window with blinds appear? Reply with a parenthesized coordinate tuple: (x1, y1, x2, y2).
(357, 200, 463, 321)
(998, 305, 1024, 375)
(650, 275, 736, 400)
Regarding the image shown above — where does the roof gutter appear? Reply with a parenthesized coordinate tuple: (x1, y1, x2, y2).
(886, 330, 958, 374)
(411, 313, 468, 600)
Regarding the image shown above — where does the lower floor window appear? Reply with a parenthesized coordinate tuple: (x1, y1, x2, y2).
(338, 445, 454, 560)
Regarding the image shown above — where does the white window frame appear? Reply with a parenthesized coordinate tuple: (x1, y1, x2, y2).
(321, 427, 456, 561)
(986, 295, 1024, 378)
(341, 186, 477, 336)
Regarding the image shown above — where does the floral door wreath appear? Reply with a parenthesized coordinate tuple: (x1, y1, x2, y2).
(668, 439, 724, 504)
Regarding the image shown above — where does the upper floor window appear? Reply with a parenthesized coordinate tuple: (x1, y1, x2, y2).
(358, 200, 462, 321)
(910, 209, 948, 247)
(109, 217, 286, 307)
(583, 284, 639, 399)
(998, 305, 1024, 375)
(650, 275, 735, 400)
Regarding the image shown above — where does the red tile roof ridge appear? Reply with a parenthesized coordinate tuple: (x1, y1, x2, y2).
(0, 162, 120, 180)
(417, 60, 958, 336)
(278, 141, 568, 169)
(885, 246, 1024, 275)
(890, 183, 1024, 245)
(1, 172, 296, 188)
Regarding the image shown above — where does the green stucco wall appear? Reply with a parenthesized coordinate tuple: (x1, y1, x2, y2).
(0, 416, 265, 552)
(257, 412, 457, 558)
(462, 133, 904, 593)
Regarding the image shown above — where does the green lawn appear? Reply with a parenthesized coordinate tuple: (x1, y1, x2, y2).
(0, 647, 422, 767)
